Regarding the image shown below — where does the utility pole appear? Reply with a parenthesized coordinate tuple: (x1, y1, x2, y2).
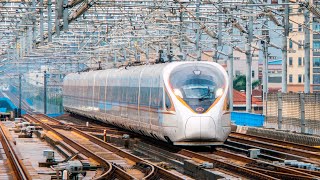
(282, 0, 289, 93)
(213, 44, 218, 63)
(195, 0, 201, 61)
(228, 34, 234, 111)
(32, 0, 36, 48)
(246, 15, 253, 113)
(262, 19, 269, 115)
(304, 2, 311, 93)
(55, 0, 61, 37)
(179, 4, 183, 54)
(218, 3, 222, 47)
(40, 0, 44, 45)
(18, 74, 22, 117)
(63, 0, 68, 31)
(48, 0, 52, 42)
(44, 71, 47, 114)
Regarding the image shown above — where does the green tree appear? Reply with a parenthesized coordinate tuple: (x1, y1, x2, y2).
(233, 75, 261, 91)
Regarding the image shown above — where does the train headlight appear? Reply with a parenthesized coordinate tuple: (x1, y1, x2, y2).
(215, 88, 224, 97)
(173, 89, 183, 98)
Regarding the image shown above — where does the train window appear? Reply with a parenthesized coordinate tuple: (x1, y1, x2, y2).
(106, 85, 112, 102)
(122, 86, 127, 104)
(127, 87, 132, 104)
(165, 91, 171, 109)
(169, 64, 225, 113)
(118, 86, 123, 103)
(150, 87, 159, 108)
(133, 87, 139, 105)
(159, 89, 163, 109)
(100, 86, 105, 101)
(150, 87, 163, 108)
(94, 85, 99, 100)
(128, 86, 138, 105)
(140, 87, 150, 106)
(113, 86, 117, 103)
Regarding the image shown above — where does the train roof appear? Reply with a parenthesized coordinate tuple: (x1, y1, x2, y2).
(64, 61, 224, 79)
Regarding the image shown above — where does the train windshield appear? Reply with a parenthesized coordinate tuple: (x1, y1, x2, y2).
(169, 63, 226, 113)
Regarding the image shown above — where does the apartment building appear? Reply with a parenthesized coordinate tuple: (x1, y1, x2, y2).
(287, 0, 320, 92)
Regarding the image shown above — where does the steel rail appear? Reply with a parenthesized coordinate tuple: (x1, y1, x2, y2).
(0, 123, 31, 180)
(231, 132, 320, 153)
(213, 149, 319, 179)
(45, 114, 320, 179)
(37, 114, 315, 179)
(37, 114, 184, 180)
(245, 166, 316, 180)
(50, 124, 133, 136)
(228, 134, 320, 161)
(23, 114, 135, 180)
(178, 149, 279, 180)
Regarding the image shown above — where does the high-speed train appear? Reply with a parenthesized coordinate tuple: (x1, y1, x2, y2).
(63, 61, 231, 145)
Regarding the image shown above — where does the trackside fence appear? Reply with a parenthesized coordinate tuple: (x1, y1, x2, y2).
(265, 93, 320, 135)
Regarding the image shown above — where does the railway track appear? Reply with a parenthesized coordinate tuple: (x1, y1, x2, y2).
(209, 148, 320, 179)
(178, 149, 278, 179)
(40, 115, 273, 179)
(24, 114, 183, 180)
(0, 122, 31, 180)
(33, 113, 320, 179)
(228, 132, 320, 164)
(24, 114, 125, 179)
(230, 132, 320, 153)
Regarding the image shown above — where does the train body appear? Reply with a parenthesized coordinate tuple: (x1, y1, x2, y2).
(63, 61, 231, 145)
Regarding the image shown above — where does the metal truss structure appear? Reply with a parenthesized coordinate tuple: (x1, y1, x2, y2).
(0, 0, 319, 112)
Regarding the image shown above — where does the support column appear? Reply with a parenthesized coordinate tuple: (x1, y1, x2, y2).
(277, 93, 282, 130)
(217, 4, 222, 46)
(282, 0, 289, 92)
(246, 15, 253, 112)
(263, 20, 269, 115)
(40, 0, 44, 45)
(195, 0, 200, 61)
(44, 71, 47, 114)
(228, 44, 234, 111)
(19, 36, 23, 57)
(300, 94, 306, 133)
(21, 31, 25, 57)
(55, 0, 61, 37)
(32, 0, 36, 48)
(304, 3, 311, 93)
(48, 0, 52, 42)
(213, 44, 218, 63)
(16, 35, 20, 59)
(179, 4, 183, 54)
(28, 27, 32, 53)
(18, 74, 22, 117)
(63, 0, 68, 31)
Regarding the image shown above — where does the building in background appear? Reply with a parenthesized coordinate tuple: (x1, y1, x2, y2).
(265, 59, 282, 91)
(287, 0, 320, 92)
(313, 20, 320, 92)
(232, 51, 260, 81)
(233, 89, 263, 113)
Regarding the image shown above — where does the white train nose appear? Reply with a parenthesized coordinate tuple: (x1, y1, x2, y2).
(185, 116, 216, 140)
